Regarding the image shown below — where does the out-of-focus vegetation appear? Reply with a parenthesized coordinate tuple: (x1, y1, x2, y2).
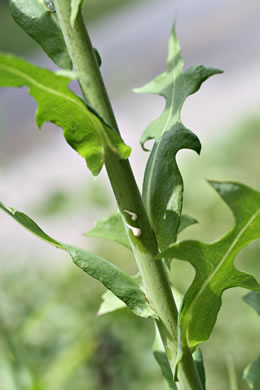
(0, 261, 161, 390)
(0, 116, 259, 389)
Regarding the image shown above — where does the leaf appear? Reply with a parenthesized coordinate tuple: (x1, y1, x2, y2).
(243, 291, 260, 315)
(178, 214, 198, 234)
(153, 326, 177, 390)
(242, 292, 260, 389)
(155, 181, 260, 349)
(134, 25, 222, 149)
(9, 0, 72, 69)
(98, 289, 126, 316)
(86, 211, 197, 253)
(98, 274, 145, 316)
(135, 26, 221, 250)
(0, 55, 131, 176)
(192, 348, 206, 390)
(93, 48, 102, 67)
(0, 202, 154, 319)
(243, 356, 260, 390)
(86, 212, 131, 250)
(142, 124, 201, 250)
(70, 0, 85, 27)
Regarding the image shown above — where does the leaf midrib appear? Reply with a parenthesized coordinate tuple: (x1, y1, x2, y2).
(184, 208, 260, 342)
(0, 62, 86, 113)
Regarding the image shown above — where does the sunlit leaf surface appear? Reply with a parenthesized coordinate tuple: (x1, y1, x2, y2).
(0, 55, 131, 175)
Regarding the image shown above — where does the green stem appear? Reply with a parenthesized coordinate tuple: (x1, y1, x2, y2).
(226, 355, 238, 390)
(54, 2, 203, 389)
(54, 1, 117, 130)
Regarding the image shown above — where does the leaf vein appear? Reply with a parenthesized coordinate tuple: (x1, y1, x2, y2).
(185, 208, 260, 335)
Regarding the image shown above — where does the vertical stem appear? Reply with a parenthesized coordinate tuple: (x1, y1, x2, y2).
(53, 2, 203, 389)
(54, 2, 118, 130)
(226, 355, 238, 390)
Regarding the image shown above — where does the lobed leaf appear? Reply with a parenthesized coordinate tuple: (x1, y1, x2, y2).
(135, 25, 222, 148)
(135, 26, 222, 250)
(9, 0, 72, 69)
(0, 202, 154, 319)
(155, 181, 260, 349)
(0, 55, 130, 176)
(142, 123, 201, 250)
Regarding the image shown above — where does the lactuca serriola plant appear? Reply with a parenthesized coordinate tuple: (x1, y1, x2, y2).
(0, 1, 259, 389)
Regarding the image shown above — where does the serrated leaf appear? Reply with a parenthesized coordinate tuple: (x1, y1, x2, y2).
(243, 356, 260, 390)
(9, 0, 72, 69)
(155, 181, 260, 349)
(243, 291, 260, 315)
(86, 212, 131, 250)
(143, 123, 201, 250)
(0, 55, 130, 176)
(0, 202, 154, 319)
(86, 211, 197, 252)
(136, 26, 221, 251)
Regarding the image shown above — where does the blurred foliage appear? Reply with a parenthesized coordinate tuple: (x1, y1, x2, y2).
(0, 115, 259, 389)
(34, 181, 111, 218)
(0, 263, 161, 390)
(0, 0, 141, 55)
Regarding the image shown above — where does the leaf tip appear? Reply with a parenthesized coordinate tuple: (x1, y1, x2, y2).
(195, 138, 202, 155)
(0, 202, 16, 216)
(140, 136, 153, 152)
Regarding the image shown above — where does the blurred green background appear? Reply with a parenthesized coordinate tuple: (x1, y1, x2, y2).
(0, 1, 259, 390)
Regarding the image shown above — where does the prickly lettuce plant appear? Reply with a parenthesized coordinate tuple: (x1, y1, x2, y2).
(0, 1, 259, 389)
